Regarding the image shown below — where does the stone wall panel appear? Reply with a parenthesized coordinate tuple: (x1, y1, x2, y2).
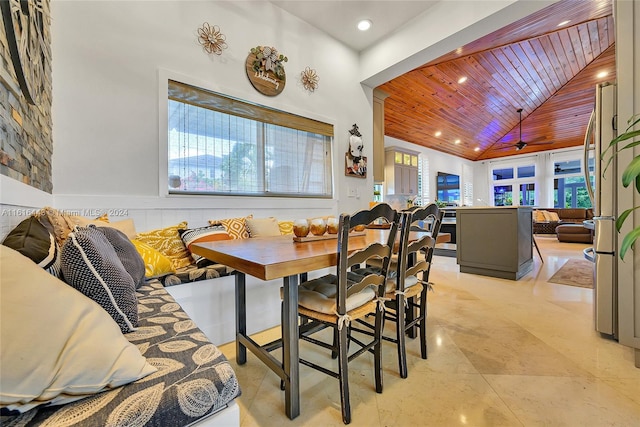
(0, 0, 53, 193)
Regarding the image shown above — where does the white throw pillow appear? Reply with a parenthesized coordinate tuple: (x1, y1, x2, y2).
(245, 217, 282, 237)
(0, 245, 156, 413)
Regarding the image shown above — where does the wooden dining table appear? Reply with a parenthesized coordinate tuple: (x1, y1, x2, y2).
(191, 229, 450, 420)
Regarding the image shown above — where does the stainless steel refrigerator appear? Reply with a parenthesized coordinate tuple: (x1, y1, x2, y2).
(583, 82, 618, 338)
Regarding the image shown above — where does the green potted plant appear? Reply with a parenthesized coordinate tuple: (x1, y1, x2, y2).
(602, 114, 640, 259)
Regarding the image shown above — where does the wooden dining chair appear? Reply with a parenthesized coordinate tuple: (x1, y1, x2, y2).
(293, 203, 401, 424)
(352, 203, 443, 378)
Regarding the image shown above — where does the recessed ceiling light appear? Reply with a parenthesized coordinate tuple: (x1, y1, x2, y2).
(357, 19, 372, 31)
(458, 76, 467, 84)
(454, 139, 461, 144)
(474, 147, 480, 152)
(597, 71, 609, 78)
(558, 20, 570, 27)
(435, 131, 442, 137)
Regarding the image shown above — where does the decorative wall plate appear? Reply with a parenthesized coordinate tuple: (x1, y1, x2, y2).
(245, 46, 287, 96)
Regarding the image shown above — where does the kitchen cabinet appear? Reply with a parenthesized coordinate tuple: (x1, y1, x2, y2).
(385, 147, 418, 196)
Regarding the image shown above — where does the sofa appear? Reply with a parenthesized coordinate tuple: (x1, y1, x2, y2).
(0, 212, 242, 426)
(533, 208, 594, 243)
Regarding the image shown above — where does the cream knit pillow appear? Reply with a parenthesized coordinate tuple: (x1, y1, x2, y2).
(0, 246, 156, 413)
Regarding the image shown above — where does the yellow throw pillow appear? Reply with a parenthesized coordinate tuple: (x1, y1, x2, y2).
(131, 239, 176, 278)
(246, 217, 281, 237)
(278, 220, 294, 235)
(533, 210, 547, 222)
(135, 222, 193, 270)
(209, 215, 253, 239)
(547, 211, 560, 222)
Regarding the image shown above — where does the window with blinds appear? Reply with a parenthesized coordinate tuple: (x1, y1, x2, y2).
(167, 80, 333, 197)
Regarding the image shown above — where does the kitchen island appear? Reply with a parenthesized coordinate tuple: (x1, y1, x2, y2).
(456, 206, 533, 280)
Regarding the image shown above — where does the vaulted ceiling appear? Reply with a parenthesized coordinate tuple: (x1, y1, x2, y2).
(378, 0, 615, 161)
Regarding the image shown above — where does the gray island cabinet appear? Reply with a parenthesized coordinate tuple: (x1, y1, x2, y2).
(456, 206, 533, 280)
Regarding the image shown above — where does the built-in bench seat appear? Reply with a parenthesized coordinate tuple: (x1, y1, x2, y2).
(1, 212, 242, 426)
(2, 279, 241, 426)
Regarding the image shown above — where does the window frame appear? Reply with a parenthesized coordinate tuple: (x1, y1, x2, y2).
(551, 158, 593, 209)
(158, 70, 335, 199)
(488, 159, 538, 207)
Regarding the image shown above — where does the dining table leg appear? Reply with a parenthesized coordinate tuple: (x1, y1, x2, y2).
(235, 272, 247, 365)
(281, 274, 300, 419)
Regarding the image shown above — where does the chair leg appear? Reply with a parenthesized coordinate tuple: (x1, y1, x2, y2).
(337, 325, 351, 424)
(405, 296, 417, 338)
(419, 289, 428, 359)
(374, 306, 384, 392)
(396, 294, 408, 379)
(331, 328, 338, 359)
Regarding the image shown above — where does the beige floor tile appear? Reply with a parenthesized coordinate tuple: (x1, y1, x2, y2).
(485, 374, 640, 426)
(213, 236, 640, 426)
(376, 373, 522, 426)
(601, 377, 640, 406)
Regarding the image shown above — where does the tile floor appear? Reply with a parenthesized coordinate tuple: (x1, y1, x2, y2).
(216, 236, 640, 426)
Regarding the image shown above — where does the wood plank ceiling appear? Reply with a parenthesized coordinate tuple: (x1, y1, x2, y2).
(378, 0, 615, 161)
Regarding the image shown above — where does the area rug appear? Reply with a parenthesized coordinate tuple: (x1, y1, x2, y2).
(547, 259, 594, 288)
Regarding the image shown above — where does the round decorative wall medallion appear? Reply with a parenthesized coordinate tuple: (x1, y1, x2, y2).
(0, 0, 50, 105)
(245, 46, 287, 96)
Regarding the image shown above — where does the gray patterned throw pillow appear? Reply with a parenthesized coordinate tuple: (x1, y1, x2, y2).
(2, 216, 61, 277)
(61, 227, 138, 333)
(94, 225, 145, 288)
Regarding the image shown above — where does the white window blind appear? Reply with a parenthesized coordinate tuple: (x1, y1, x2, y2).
(463, 163, 473, 206)
(418, 156, 430, 205)
(167, 80, 333, 197)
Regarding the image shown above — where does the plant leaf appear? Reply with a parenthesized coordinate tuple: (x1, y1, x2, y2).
(619, 226, 640, 260)
(623, 114, 640, 131)
(621, 156, 640, 187)
(604, 129, 640, 157)
(602, 130, 640, 175)
(615, 207, 635, 231)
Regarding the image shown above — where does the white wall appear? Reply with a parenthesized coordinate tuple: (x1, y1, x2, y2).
(0, 176, 53, 239)
(50, 0, 372, 220)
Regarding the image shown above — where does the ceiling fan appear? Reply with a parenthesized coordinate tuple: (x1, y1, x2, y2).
(502, 108, 553, 151)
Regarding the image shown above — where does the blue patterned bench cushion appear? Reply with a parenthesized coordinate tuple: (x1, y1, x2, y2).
(1, 280, 241, 426)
